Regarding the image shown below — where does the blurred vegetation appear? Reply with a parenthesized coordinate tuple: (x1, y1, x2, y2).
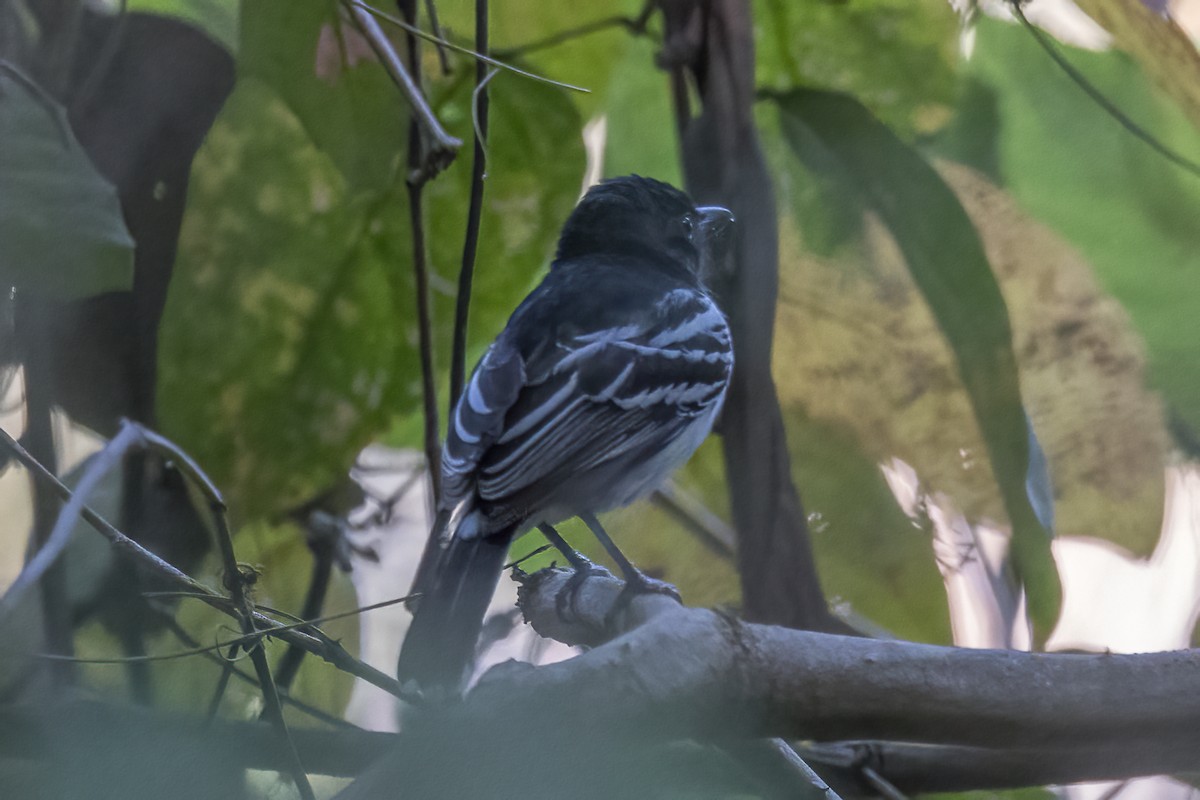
(3, 0, 1200, 794)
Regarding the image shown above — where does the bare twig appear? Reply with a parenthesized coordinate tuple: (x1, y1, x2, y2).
(158, 612, 357, 730)
(493, 13, 650, 59)
(205, 641, 241, 721)
(344, 0, 460, 178)
(271, 532, 335, 693)
(421, 0, 451, 74)
(448, 0, 490, 410)
(651, 480, 738, 557)
(46, 594, 418, 668)
(0, 424, 411, 701)
(128, 424, 314, 800)
(1, 424, 137, 616)
(348, 0, 590, 93)
(396, 0, 444, 503)
(1008, 0, 1200, 180)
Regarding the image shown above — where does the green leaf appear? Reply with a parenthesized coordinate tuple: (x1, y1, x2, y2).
(425, 68, 586, 364)
(933, 18, 1200, 433)
(755, 0, 959, 136)
(0, 72, 134, 300)
(775, 88, 1062, 636)
(158, 80, 412, 519)
(128, 0, 241, 53)
(158, 56, 585, 520)
(239, 0, 408, 194)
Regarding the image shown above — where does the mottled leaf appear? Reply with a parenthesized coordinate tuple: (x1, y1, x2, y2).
(935, 18, 1200, 433)
(776, 88, 1062, 636)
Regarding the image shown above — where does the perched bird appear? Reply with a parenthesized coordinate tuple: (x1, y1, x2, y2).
(398, 175, 735, 696)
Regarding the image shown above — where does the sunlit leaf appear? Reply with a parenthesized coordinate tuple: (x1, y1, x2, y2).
(935, 18, 1200, 433)
(0, 73, 133, 300)
(1072, 0, 1200, 133)
(776, 88, 1062, 636)
(240, 0, 407, 193)
(159, 52, 584, 519)
(158, 81, 412, 518)
(755, 0, 959, 136)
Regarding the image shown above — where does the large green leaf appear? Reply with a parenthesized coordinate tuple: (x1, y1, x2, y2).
(159, 48, 584, 519)
(934, 18, 1200, 433)
(0, 72, 133, 300)
(158, 80, 409, 519)
(239, 0, 408, 194)
(775, 88, 1061, 636)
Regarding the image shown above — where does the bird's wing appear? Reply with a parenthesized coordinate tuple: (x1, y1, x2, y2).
(441, 338, 527, 510)
(475, 288, 732, 505)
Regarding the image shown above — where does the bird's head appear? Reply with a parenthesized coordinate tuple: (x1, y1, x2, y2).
(554, 175, 734, 282)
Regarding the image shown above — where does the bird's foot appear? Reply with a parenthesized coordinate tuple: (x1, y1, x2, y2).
(605, 569, 681, 632)
(554, 557, 613, 623)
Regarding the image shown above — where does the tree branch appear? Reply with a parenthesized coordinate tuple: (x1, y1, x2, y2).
(0, 424, 410, 703)
(802, 740, 1200, 796)
(661, 0, 850, 633)
(344, 0, 460, 179)
(448, 0, 489, 411)
(509, 568, 1200, 753)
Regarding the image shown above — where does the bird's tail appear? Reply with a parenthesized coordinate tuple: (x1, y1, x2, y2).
(397, 518, 514, 697)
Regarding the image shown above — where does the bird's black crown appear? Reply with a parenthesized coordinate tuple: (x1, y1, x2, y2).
(554, 175, 708, 277)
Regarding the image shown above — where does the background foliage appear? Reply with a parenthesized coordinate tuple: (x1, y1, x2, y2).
(3, 0, 1200, 794)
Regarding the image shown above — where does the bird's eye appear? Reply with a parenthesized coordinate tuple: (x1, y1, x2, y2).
(681, 215, 695, 237)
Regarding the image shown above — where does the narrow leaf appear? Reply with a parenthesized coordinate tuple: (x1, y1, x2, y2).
(776, 88, 1062, 637)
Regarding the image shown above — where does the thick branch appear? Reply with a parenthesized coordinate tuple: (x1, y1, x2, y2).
(510, 569, 1200, 752)
(803, 740, 1200, 796)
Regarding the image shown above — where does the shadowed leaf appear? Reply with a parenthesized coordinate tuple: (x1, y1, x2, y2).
(0, 73, 134, 300)
(775, 88, 1062, 636)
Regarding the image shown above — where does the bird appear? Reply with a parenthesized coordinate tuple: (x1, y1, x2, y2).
(397, 175, 735, 697)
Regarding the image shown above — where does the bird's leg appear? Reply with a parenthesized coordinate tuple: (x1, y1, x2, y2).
(578, 512, 681, 627)
(536, 523, 611, 622)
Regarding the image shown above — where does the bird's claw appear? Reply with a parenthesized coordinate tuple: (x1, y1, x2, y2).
(553, 559, 613, 623)
(605, 571, 680, 631)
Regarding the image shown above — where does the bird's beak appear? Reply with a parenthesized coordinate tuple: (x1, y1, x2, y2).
(696, 206, 735, 243)
(694, 206, 735, 284)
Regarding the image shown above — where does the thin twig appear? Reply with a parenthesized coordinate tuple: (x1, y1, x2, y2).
(768, 738, 845, 800)
(651, 480, 738, 557)
(142, 425, 314, 800)
(1009, 0, 1200, 179)
(271, 537, 334, 693)
(344, 0, 461, 178)
(421, 0, 451, 74)
(862, 766, 908, 800)
(448, 0, 490, 410)
(206, 642, 241, 721)
(0, 424, 412, 702)
(493, 14, 648, 59)
(401, 0, 444, 503)
(348, 0, 590, 93)
(1, 425, 138, 615)
(46, 591, 420, 664)
(157, 611, 364, 732)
